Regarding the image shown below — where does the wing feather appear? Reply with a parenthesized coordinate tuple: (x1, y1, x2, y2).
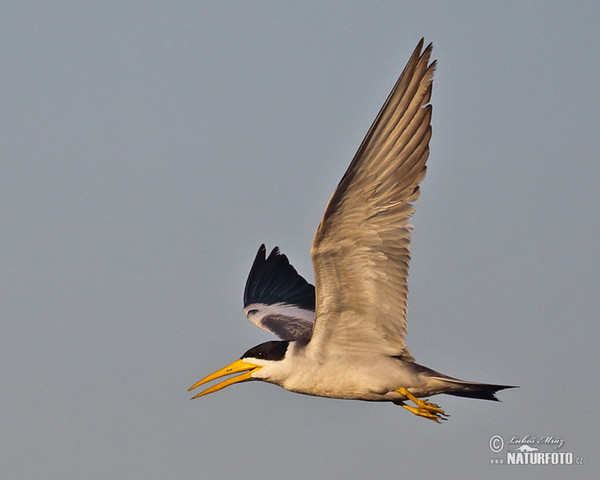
(309, 40, 435, 358)
(243, 245, 315, 341)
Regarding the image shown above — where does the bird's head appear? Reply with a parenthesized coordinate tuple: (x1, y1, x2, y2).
(188, 341, 290, 399)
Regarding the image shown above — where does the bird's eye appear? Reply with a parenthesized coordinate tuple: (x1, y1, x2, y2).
(247, 309, 259, 316)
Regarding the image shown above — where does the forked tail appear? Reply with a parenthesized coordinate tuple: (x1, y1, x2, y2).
(408, 362, 518, 401)
(441, 378, 517, 401)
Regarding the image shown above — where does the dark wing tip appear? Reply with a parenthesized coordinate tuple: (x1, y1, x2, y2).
(243, 245, 315, 311)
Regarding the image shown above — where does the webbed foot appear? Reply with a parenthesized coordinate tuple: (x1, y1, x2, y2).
(396, 387, 449, 423)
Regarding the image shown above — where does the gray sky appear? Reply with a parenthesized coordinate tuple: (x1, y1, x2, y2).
(2, 2, 598, 479)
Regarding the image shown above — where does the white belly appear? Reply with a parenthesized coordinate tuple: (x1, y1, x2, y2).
(275, 353, 430, 401)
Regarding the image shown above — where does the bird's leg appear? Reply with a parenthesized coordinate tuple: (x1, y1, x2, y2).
(396, 387, 449, 423)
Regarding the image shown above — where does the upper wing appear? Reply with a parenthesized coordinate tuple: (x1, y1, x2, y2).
(243, 245, 315, 341)
(309, 39, 435, 358)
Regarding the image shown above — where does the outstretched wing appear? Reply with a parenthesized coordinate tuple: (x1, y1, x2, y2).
(243, 245, 315, 341)
(309, 40, 435, 358)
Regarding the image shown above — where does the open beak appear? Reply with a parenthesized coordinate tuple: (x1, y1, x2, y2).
(188, 359, 262, 399)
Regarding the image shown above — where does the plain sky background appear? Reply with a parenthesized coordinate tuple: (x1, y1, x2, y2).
(2, 2, 599, 479)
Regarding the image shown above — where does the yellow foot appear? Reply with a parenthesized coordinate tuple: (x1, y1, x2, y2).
(396, 387, 449, 423)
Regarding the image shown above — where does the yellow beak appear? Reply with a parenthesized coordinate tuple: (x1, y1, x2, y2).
(188, 359, 262, 399)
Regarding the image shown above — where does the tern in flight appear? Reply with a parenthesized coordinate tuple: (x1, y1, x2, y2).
(189, 39, 516, 422)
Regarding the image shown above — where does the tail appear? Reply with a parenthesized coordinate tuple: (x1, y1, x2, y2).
(407, 362, 518, 401)
(440, 378, 518, 401)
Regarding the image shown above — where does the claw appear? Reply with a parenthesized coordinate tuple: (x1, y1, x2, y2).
(397, 387, 449, 422)
(402, 404, 446, 423)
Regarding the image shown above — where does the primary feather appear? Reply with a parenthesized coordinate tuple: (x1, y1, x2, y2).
(309, 39, 435, 359)
(243, 245, 315, 341)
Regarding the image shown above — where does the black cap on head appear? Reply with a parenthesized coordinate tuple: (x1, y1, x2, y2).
(242, 341, 290, 362)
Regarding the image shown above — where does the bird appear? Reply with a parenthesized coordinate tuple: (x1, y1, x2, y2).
(188, 39, 516, 422)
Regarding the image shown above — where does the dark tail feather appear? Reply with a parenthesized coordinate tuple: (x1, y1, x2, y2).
(406, 362, 518, 401)
(443, 379, 518, 401)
